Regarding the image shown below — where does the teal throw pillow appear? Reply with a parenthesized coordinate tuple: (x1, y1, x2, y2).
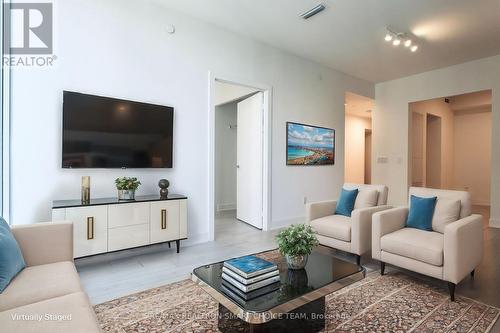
(335, 188, 359, 217)
(406, 195, 437, 231)
(0, 218, 26, 292)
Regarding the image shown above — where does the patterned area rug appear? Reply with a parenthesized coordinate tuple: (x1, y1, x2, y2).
(95, 252, 499, 333)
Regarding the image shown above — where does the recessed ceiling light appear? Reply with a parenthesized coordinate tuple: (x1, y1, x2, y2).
(300, 4, 326, 20)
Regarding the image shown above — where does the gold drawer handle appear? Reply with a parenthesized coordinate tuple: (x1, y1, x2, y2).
(161, 209, 167, 229)
(87, 217, 94, 240)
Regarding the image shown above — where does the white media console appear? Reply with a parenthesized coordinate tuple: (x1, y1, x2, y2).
(52, 194, 187, 258)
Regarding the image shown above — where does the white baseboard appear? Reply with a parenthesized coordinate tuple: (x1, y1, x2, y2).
(489, 218, 500, 228)
(183, 232, 210, 247)
(472, 201, 490, 206)
(216, 203, 236, 212)
(269, 216, 305, 230)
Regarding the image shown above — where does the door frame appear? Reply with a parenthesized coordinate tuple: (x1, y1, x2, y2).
(208, 72, 273, 240)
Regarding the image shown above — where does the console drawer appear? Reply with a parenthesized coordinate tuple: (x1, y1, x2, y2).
(108, 224, 149, 252)
(108, 202, 149, 228)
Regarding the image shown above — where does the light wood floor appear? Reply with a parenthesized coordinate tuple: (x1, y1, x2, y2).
(76, 210, 279, 305)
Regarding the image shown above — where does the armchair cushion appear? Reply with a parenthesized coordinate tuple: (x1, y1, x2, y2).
(354, 189, 379, 209)
(406, 195, 437, 231)
(432, 199, 461, 233)
(381, 228, 443, 266)
(344, 183, 388, 206)
(310, 215, 351, 242)
(0, 218, 26, 292)
(335, 188, 358, 217)
(409, 187, 471, 219)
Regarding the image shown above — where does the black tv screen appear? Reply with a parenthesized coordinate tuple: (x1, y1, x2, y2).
(62, 91, 173, 168)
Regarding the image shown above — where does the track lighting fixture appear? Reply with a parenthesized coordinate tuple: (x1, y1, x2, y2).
(384, 28, 418, 52)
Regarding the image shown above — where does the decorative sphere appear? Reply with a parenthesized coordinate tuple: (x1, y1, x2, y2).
(158, 179, 169, 189)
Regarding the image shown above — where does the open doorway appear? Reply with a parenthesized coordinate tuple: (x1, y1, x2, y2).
(210, 78, 272, 240)
(345, 92, 374, 184)
(409, 90, 492, 225)
(426, 114, 442, 188)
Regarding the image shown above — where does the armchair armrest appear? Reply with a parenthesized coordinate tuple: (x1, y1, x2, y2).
(11, 221, 73, 266)
(351, 205, 392, 255)
(305, 200, 337, 223)
(371, 207, 408, 260)
(443, 214, 483, 284)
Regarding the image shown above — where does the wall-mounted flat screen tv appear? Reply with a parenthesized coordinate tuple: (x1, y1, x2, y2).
(62, 91, 173, 168)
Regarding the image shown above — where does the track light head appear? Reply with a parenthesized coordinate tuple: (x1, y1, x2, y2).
(384, 28, 419, 53)
(300, 4, 326, 19)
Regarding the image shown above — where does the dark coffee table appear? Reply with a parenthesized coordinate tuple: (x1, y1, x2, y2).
(192, 249, 365, 333)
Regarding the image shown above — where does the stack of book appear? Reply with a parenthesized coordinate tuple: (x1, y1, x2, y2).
(221, 255, 280, 301)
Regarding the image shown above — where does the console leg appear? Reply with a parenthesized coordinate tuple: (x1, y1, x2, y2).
(356, 254, 361, 266)
(448, 282, 456, 301)
(168, 242, 171, 248)
(471, 270, 475, 278)
(176, 240, 180, 253)
(380, 262, 385, 276)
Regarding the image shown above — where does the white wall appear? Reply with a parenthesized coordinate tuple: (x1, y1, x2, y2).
(344, 114, 371, 184)
(215, 102, 237, 212)
(453, 108, 492, 205)
(373, 54, 500, 227)
(9, 0, 373, 243)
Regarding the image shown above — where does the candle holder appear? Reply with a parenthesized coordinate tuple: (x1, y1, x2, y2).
(82, 176, 90, 204)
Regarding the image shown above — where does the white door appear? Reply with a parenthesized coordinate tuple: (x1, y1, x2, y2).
(237, 92, 263, 229)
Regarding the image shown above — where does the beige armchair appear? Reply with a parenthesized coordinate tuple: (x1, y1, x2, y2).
(306, 183, 391, 265)
(372, 187, 483, 301)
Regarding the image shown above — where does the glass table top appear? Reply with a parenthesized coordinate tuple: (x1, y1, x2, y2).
(192, 249, 365, 313)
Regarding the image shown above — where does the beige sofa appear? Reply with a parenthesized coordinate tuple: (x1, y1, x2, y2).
(306, 183, 391, 265)
(372, 187, 483, 300)
(0, 222, 101, 332)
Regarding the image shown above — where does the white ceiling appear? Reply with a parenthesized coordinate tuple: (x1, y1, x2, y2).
(156, 0, 500, 83)
(214, 81, 259, 106)
(345, 92, 374, 118)
(448, 90, 492, 112)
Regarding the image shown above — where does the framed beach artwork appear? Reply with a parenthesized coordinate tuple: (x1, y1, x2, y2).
(286, 122, 335, 166)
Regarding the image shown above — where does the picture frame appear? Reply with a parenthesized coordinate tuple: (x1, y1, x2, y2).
(286, 122, 335, 166)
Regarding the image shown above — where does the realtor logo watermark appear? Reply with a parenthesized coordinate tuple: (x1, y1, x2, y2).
(3, 2, 57, 67)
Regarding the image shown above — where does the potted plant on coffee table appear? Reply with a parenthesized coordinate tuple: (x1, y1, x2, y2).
(276, 224, 319, 270)
(115, 177, 141, 200)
